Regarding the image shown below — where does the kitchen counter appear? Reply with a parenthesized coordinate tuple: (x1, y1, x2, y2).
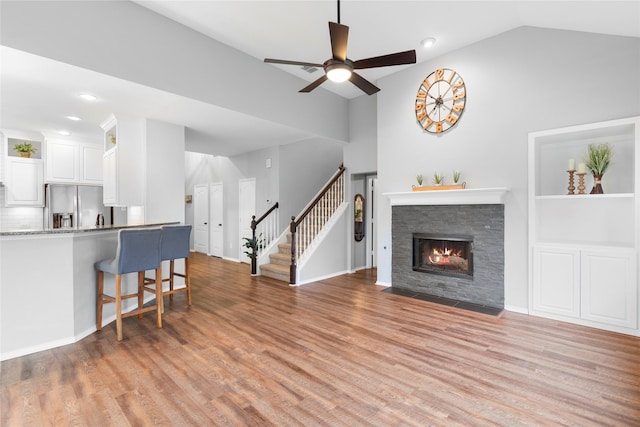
(0, 222, 177, 236)
(0, 222, 183, 361)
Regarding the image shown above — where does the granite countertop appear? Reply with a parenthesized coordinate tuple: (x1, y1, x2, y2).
(0, 222, 179, 237)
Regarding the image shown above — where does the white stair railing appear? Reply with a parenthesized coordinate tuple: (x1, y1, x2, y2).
(289, 164, 345, 284)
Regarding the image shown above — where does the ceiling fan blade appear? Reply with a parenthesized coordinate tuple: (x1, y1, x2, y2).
(353, 49, 417, 69)
(349, 72, 380, 95)
(329, 22, 349, 61)
(299, 75, 329, 93)
(264, 58, 324, 68)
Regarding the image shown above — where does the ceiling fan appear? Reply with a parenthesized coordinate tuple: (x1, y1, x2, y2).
(264, 0, 416, 95)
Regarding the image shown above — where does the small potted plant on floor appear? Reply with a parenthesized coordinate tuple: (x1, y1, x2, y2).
(13, 142, 37, 158)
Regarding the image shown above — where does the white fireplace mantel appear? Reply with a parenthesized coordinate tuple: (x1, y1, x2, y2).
(384, 187, 509, 206)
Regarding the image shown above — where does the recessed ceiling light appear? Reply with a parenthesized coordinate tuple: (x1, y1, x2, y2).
(58, 130, 72, 136)
(66, 115, 81, 121)
(420, 37, 436, 48)
(79, 93, 97, 101)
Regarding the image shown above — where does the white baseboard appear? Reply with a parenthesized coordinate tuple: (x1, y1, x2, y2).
(375, 281, 391, 287)
(295, 269, 351, 286)
(504, 305, 528, 314)
(1, 337, 76, 361)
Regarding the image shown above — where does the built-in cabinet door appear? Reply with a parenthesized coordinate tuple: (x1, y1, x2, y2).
(102, 149, 117, 205)
(46, 140, 78, 183)
(532, 246, 581, 319)
(5, 158, 44, 206)
(81, 144, 103, 184)
(581, 249, 637, 329)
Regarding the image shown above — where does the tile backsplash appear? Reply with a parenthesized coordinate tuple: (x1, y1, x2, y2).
(0, 186, 44, 231)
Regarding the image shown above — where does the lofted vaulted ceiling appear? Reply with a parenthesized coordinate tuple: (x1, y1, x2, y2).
(1, 1, 638, 156)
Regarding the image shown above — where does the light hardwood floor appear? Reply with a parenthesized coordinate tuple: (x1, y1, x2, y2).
(2, 253, 639, 426)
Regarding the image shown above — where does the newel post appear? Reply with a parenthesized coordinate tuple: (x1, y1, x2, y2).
(250, 215, 257, 275)
(289, 216, 297, 285)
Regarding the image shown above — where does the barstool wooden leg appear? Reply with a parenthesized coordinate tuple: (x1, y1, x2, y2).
(185, 257, 192, 306)
(155, 266, 163, 328)
(169, 260, 175, 301)
(97, 271, 104, 330)
(138, 271, 145, 319)
(115, 274, 123, 341)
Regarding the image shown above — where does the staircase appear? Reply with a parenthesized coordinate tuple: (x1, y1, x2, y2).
(253, 163, 346, 285)
(260, 234, 291, 282)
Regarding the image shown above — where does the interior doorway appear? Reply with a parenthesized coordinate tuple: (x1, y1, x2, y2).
(193, 183, 209, 254)
(209, 182, 223, 258)
(366, 177, 377, 269)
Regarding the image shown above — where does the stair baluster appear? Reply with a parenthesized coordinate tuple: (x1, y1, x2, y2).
(289, 164, 345, 285)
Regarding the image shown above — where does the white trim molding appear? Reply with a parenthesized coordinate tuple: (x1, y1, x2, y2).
(384, 187, 509, 206)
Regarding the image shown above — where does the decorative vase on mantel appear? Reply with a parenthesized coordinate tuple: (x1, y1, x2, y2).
(590, 174, 604, 194)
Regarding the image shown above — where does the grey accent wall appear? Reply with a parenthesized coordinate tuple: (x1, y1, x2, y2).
(392, 204, 504, 309)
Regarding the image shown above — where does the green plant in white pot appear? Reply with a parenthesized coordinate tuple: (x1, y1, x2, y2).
(432, 172, 444, 185)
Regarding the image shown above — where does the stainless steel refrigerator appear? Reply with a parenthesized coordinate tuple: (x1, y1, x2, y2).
(44, 184, 111, 229)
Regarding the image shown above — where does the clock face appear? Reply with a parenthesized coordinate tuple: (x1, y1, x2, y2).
(415, 68, 466, 134)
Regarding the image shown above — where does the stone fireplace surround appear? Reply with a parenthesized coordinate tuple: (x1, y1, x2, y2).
(386, 189, 508, 309)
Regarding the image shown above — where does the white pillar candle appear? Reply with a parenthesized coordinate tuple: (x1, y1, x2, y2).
(568, 158, 576, 171)
(577, 163, 586, 174)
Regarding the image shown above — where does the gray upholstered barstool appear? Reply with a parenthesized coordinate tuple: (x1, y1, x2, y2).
(144, 225, 192, 308)
(95, 228, 163, 341)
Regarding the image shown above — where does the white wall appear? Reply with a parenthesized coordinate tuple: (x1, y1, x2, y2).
(145, 119, 185, 224)
(375, 27, 640, 310)
(345, 95, 378, 175)
(279, 138, 344, 231)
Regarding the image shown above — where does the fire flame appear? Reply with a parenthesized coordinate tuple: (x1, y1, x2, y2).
(428, 247, 462, 265)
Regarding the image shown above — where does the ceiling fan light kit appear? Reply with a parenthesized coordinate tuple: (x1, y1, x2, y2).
(325, 60, 352, 82)
(264, 0, 416, 95)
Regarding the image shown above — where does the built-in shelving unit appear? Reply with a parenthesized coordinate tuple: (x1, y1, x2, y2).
(528, 116, 639, 335)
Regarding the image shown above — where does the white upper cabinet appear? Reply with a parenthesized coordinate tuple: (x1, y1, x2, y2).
(45, 138, 102, 184)
(80, 144, 103, 184)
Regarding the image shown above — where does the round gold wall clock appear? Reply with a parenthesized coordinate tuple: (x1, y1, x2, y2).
(415, 68, 466, 134)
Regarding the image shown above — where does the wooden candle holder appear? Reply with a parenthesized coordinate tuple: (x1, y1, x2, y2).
(567, 170, 575, 195)
(577, 173, 586, 195)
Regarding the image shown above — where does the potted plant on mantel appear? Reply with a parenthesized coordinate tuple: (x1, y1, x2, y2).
(13, 142, 37, 158)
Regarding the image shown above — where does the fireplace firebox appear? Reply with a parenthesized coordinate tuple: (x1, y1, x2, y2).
(413, 233, 473, 278)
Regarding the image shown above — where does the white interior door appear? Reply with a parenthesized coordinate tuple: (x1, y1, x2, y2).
(209, 182, 224, 258)
(238, 178, 256, 262)
(194, 184, 209, 254)
(366, 177, 377, 268)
